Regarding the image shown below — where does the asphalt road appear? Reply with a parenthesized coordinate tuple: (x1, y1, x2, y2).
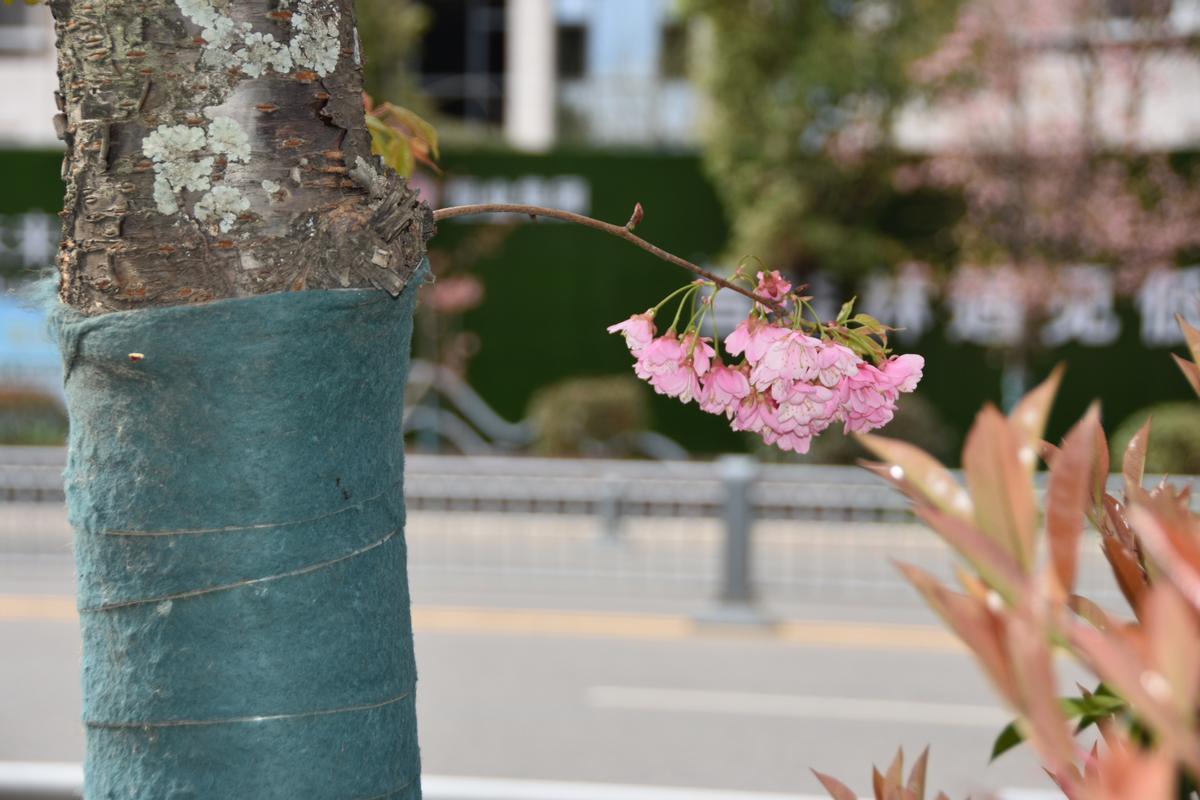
(0, 554, 1072, 799)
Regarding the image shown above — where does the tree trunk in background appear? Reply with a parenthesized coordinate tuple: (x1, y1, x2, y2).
(51, 0, 431, 312)
(49, 1, 432, 797)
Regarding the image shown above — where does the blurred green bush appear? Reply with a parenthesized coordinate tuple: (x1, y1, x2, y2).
(0, 388, 68, 446)
(527, 375, 649, 457)
(1111, 402, 1200, 476)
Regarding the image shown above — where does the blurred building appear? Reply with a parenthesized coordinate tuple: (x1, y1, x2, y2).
(895, 0, 1200, 152)
(4, 1, 1198, 152)
(0, 293, 61, 402)
(0, 2, 57, 148)
(415, 0, 696, 150)
(413, 0, 1200, 153)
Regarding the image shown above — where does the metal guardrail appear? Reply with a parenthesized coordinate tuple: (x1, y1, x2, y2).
(0, 447, 912, 520)
(8, 446, 1196, 517)
(0, 448, 922, 609)
(3, 447, 1196, 608)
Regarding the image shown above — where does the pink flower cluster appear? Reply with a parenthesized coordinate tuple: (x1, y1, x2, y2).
(608, 312, 924, 454)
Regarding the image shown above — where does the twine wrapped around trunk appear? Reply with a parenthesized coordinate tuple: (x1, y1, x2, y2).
(48, 274, 425, 799)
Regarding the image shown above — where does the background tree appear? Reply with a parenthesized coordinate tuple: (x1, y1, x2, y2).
(903, 0, 1200, 276)
(680, 0, 959, 278)
(895, 0, 1200, 402)
(356, 0, 431, 113)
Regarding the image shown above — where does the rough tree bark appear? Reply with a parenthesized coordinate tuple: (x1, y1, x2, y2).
(48, 1, 433, 797)
(51, 0, 432, 313)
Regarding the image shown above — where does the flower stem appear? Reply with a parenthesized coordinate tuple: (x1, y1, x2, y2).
(670, 285, 700, 333)
(801, 299, 826, 338)
(652, 283, 698, 315)
(709, 296, 722, 356)
(433, 203, 786, 312)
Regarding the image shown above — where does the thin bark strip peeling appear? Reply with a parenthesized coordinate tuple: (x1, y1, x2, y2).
(50, 0, 433, 313)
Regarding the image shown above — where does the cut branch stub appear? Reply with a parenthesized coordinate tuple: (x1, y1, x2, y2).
(51, 0, 432, 314)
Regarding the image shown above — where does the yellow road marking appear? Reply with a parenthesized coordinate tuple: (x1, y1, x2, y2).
(0, 594, 77, 622)
(412, 606, 695, 640)
(0, 594, 961, 651)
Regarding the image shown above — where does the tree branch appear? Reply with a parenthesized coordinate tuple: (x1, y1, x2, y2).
(432, 203, 784, 312)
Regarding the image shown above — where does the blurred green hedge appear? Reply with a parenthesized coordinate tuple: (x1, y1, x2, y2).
(0, 388, 67, 446)
(1111, 402, 1200, 476)
(5, 147, 1196, 460)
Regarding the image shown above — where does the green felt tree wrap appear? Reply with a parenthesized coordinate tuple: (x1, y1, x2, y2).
(49, 275, 425, 800)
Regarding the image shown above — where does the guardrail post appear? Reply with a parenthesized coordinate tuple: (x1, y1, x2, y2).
(702, 455, 771, 626)
(597, 472, 625, 543)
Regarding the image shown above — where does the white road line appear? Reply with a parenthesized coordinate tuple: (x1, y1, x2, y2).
(0, 764, 1063, 800)
(587, 686, 1011, 728)
(432, 776, 1058, 800)
(424, 775, 821, 800)
(0, 761, 81, 795)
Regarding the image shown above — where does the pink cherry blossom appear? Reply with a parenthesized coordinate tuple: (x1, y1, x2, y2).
(613, 284, 924, 455)
(634, 334, 684, 381)
(755, 270, 793, 307)
(680, 332, 716, 377)
(882, 353, 924, 393)
(730, 392, 780, 435)
(755, 420, 813, 454)
(812, 341, 861, 388)
(776, 382, 839, 436)
(749, 330, 821, 390)
(607, 311, 656, 355)
(837, 363, 899, 434)
(699, 362, 752, 416)
(724, 317, 790, 365)
(772, 431, 813, 454)
(634, 332, 713, 405)
(652, 364, 704, 403)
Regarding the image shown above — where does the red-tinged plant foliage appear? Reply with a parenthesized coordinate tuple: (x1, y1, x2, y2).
(816, 316, 1200, 800)
(814, 748, 951, 800)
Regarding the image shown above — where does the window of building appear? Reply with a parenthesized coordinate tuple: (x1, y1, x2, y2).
(557, 24, 587, 80)
(659, 21, 689, 79)
(0, 2, 42, 53)
(415, 0, 506, 125)
(1105, 0, 1172, 17)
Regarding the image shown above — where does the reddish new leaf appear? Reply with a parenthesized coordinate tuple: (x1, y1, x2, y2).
(882, 749, 904, 796)
(858, 433, 971, 520)
(1068, 620, 1189, 766)
(872, 766, 886, 800)
(811, 770, 858, 800)
(914, 506, 1026, 601)
(1144, 585, 1200, 717)
(1006, 613, 1079, 777)
(1101, 535, 1148, 613)
(1178, 314, 1200, 364)
(1045, 404, 1100, 596)
(1122, 417, 1152, 501)
(1171, 353, 1200, 398)
(898, 562, 1020, 706)
(906, 748, 929, 799)
(1130, 502, 1200, 613)
(1091, 422, 1112, 509)
(962, 405, 1038, 571)
(1008, 365, 1064, 472)
(1070, 594, 1118, 632)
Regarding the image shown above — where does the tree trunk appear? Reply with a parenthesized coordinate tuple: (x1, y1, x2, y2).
(49, 1, 432, 796)
(51, 0, 431, 312)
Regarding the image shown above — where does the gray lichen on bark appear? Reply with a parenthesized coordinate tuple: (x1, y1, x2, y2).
(51, 0, 434, 313)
